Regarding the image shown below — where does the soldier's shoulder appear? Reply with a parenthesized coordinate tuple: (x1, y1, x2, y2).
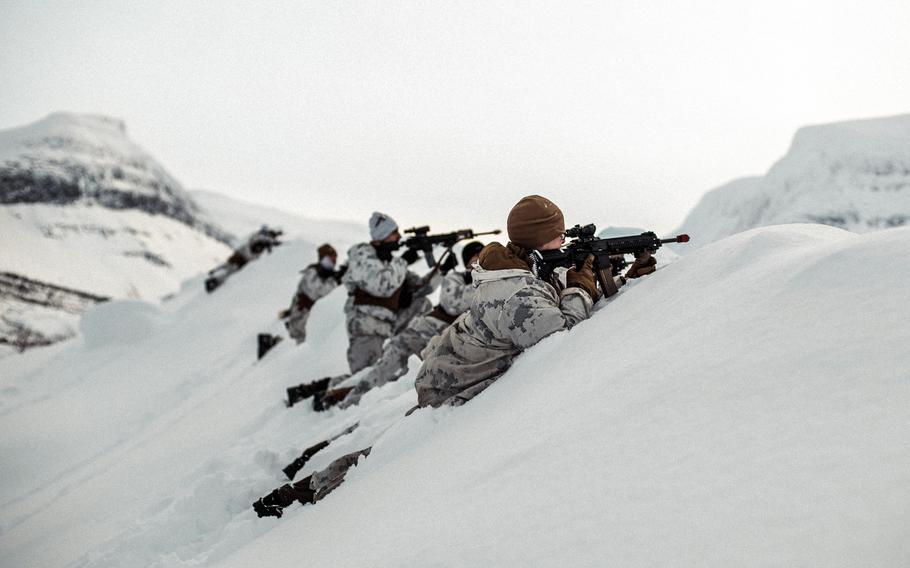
(347, 242, 375, 258)
(505, 276, 559, 304)
(442, 271, 465, 286)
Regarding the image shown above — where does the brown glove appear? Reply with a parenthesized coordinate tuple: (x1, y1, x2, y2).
(278, 308, 290, 319)
(565, 254, 599, 301)
(625, 253, 657, 279)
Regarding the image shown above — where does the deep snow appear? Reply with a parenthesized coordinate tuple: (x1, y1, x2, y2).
(1, 224, 908, 567)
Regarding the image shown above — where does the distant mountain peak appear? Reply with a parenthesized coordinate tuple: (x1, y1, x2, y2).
(42, 112, 128, 136)
(676, 113, 910, 248)
(0, 112, 228, 242)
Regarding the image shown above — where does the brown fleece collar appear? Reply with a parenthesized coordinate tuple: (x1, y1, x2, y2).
(478, 242, 532, 271)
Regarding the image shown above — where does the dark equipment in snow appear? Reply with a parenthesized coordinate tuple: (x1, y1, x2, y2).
(286, 376, 331, 407)
(537, 226, 690, 298)
(377, 227, 502, 268)
(253, 475, 316, 518)
(312, 386, 353, 412)
(257, 333, 282, 359)
(282, 423, 359, 480)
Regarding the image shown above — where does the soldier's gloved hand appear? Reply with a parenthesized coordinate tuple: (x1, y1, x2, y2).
(565, 254, 600, 301)
(625, 251, 657, 279)
(333, 264, 348, 283)
(375, 244, 394, 262)
(401, 247, 421, 265)
(439, 252, 458, 274)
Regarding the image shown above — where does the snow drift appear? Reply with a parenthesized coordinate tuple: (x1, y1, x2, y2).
(1, 224, 909, 567)
(676, 114, 910, 249)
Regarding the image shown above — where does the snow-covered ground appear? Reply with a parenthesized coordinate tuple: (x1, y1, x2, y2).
(0, 113, 233, 349)
(1, 223, 908, 567)
(676, 114, 910, 249)
(190, 190, 364, 248)
(0, 204, 230, 300)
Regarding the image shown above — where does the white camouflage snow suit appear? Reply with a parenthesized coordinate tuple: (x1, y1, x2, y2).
(341, 242, 436, 374)
(284, 265, 340, 344)
(339, 270, 475, 407)
(415, 242, 593, 407)
(207, 230, 280, 289)
(303, 245, 592, 501)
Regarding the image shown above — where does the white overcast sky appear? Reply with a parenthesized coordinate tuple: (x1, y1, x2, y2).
(1, 0, 908, 234)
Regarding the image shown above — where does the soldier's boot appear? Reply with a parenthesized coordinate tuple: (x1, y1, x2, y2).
(252, 476, 316, 518)
(257, 334, 282, 360)
(282, 440, 330, 480)
(285, 377, 331, 407)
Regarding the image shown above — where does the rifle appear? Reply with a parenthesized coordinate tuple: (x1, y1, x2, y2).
(282, 423, 359, 480)
(539, 224, 689, 298)
(380, 227, 501, 267)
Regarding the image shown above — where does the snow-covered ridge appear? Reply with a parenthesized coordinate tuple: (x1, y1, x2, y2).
(190, 189, 364, 248)
(676, 113, 910, 248)
(0, 113, 228, 242)
(1, 225, 908, 567)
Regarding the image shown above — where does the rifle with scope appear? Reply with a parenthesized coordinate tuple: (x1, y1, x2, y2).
(380, 226, 502, 267)
(538, 224, 690, 298)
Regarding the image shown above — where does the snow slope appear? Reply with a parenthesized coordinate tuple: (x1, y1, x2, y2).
(0, 113, 237, 349)
(1, 225, 909, 567)
(190, 190, 363, 248)
(0, 203, 231, 351)
(676, 114, 910, 249)
(0, 204, 230, 300)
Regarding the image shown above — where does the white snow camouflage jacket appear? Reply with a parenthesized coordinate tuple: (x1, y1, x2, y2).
(438, 271, 475, 317)
(342, 242, 435, 335)
(415, 243, 593, 408)
(291, 265, 338, 311)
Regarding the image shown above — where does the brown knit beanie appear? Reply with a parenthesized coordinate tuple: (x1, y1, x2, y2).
(317, 243, 337, 259)
(507, 195, 565, 249)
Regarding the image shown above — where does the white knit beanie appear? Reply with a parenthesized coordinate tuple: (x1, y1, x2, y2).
(369, 212, 399, 241)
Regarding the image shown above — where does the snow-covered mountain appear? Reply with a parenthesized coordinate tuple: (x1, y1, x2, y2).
(0, 113, 228, 240)
(676, 114, 910, 249)
(1, 225, 908, 567)
(0, 113, 242, 351)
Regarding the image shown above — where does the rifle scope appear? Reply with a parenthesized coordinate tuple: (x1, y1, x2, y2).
(565, 224, 597, 238)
